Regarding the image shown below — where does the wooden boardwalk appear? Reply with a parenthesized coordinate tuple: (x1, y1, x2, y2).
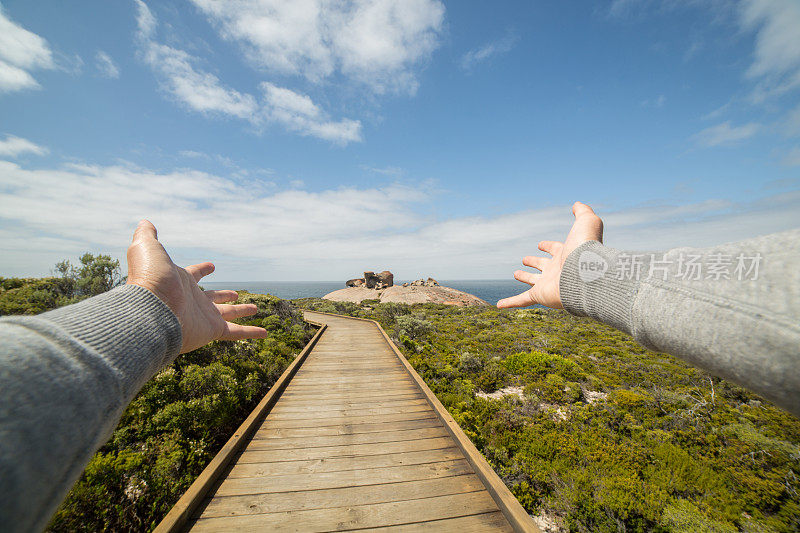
(156, 311, 538, 532)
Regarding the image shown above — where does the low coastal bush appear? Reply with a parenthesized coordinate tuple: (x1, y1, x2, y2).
(295, 298, 800, 532)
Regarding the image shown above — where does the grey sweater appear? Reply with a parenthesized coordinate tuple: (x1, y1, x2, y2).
(0, 230, 798, 531)
(0, 285, 181, 533)
(560, 228, 800, 416)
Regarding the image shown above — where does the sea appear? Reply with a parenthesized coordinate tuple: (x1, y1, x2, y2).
(201, 280, 531, 307)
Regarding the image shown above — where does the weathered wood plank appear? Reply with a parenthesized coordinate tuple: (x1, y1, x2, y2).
(212, 459, 475, 497)
(189, 491, 500, 532)
(267, 403, 433, 420)
(269, 398, 428, 414)
(368, 511, 515, 532)
(245, 427, 451, 450)
(227, 447, 463, 478)
(258, 410, 436, 429)
(196, 475, 486, 518)
(236, 436, 456, 463)
(251, 416, 441, 438)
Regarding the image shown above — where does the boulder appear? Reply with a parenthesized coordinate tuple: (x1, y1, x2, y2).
(424, 277, 439, 287)
(377, 270, 394, 287)
(364, 271, 380, 289)
(346, 278, 365, 287)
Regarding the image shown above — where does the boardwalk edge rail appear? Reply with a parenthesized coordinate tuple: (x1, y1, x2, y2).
(153, 321, 327, 533)
(305, 310, 539, 533)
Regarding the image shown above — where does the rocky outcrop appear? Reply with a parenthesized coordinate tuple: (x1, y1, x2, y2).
(324, 272, 486, 307)
(350, 270, 394, 290)
(377, 270, 394, 287)
(409, 277, 438, 287)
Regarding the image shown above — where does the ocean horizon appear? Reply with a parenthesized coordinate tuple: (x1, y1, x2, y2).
(202, 279, 531, 307)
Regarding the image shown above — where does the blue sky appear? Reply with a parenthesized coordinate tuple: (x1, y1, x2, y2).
(0, 0, 798, 281)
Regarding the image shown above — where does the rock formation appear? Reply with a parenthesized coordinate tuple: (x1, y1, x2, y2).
(324, 272, 486, 307)
(348, 270, 394, 290)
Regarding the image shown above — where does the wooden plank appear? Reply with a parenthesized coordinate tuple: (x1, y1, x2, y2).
(274, 392, 424, 405)
(267, 403, 433, 420)
(284, 382, 417, 391)
(279, 391, 423, 401)
(290, 373, 412, 381)
(196, 475, 486, 518)
(237, 436, 456, 463)
(245, 427, 450, 450)
(152, 323, 327, 533)
(251, 416, 441, 438)
(369, 511, 515, 532)
(259, 410, 435, 429)
(189, 490, 499, 532)
(227, 447, 464, 478)
(212, 459, 475, 497)
(269, 398, 429, 413)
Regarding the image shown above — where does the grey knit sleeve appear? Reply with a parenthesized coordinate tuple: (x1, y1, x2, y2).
(0, 284, 181, 533)
(559, 229, 800, 417)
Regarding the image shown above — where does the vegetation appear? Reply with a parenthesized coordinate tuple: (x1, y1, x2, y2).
(297, 298, 800, 533)
(0, 253, 124, 315)
(1, 271, 313, 531)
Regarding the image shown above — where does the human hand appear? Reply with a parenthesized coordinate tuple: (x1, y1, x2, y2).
(497, 202, 604, 309)
(126, 220, 267, 353)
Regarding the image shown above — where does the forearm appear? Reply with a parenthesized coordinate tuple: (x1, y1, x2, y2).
(559, 229, 800, 416)
(0, 285, 181, 533)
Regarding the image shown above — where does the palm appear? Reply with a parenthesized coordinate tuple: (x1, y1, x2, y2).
(497, 202, 604, 309)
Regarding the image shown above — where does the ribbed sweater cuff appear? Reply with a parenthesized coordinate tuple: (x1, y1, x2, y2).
(40, 284, 182, 400)
(559, 241, 641, 336)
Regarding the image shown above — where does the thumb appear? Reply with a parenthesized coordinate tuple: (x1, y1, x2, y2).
(132, 219, 158, 243)
(570, 202, 604, 243)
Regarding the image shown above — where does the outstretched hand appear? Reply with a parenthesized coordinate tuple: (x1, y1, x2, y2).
(497, 202, 604, 309)
(126, 220, 267, 353)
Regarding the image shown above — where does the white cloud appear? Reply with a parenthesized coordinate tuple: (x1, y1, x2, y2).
(134, 1, 360, 144)
(261, 82, 362, 144)
(94, 51, 120, 79)
(740, 0, 800, 101)
(691, 121, 760, 147)
(460, 32, 518, 71)
(0, 5, 54, 92)
(361, 165, 404, 177)
(188, 0, 445, 95)
(0, 135, 48, 157)
(1, 156, 798, 280)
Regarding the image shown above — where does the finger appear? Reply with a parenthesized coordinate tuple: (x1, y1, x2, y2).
(220, 322, 268, 341)
(522, 255, 547, 271)
(216, 303, 258, 321)
(514, 270, 541, 286)
(572, 201, 596, 217)
(132, 220, 157, 243)
(497, 289, 537, 309)
(572, 201, 604, 243)
(186, 262, 215, 282)
(205, 289, 239, 304)
(538, 240, 563, 256)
